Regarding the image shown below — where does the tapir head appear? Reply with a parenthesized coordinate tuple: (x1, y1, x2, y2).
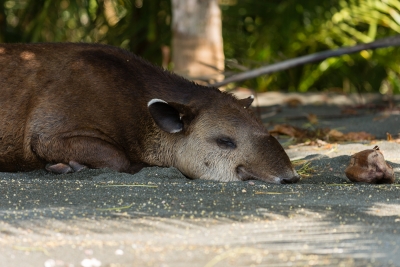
(147, 93, 300, 184)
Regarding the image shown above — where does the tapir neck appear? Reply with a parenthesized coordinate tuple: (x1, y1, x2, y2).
(141, 128, 180, 168)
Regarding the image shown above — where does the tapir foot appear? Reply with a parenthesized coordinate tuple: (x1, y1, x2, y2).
(46, 161, 87, 174)
(69, 161, 87, 172)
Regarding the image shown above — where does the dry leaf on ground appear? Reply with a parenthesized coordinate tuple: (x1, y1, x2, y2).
(307, 113, 318, 124)
(327, 130, 375, 141)
(284, 97, 302, 108)
(271, 124, 375, 143)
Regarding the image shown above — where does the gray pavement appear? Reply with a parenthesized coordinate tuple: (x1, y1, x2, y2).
(1, 92, 400, 267)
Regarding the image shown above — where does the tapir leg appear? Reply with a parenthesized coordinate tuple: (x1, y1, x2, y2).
(32, 136, 133, 173)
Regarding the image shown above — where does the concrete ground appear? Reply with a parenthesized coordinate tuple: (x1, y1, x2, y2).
(1, 92, 399, 267)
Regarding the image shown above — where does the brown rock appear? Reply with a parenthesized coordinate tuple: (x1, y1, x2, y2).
(345, 146, 395, 184)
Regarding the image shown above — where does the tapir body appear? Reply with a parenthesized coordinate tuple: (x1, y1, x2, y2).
(0, 43, 299, 184)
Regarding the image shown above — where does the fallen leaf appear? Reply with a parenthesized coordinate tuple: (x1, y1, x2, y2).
(285, 97, 302, 107)
(307, 113, 318, 124)
(327, 129, 344, 139)
(271, 124, 375, 143)
(271, 124, 305, 138)
(387, 132, 393, 141)
(341, 131, 375, 141)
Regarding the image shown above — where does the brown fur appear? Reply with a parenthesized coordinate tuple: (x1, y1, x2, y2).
(345, 146, 394, 184)
(0, 43, 299, 183)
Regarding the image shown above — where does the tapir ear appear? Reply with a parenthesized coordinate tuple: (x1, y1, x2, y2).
(238, 95, 254, 109)
(148, 99, 183, 133)
(148, 99, 195, 134)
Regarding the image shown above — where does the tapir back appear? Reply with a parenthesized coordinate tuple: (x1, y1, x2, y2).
(0, 43, 158, 171)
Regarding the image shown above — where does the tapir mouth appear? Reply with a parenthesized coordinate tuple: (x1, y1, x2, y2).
(236, 165, 300, 184)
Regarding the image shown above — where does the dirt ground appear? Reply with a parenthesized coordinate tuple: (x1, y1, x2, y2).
(1, 92, 400, 267)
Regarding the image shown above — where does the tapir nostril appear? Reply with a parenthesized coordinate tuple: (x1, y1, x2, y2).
(281, 175, 300, 184)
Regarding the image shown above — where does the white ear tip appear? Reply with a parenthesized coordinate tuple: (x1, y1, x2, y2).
(249, 95, 254, 99)
(148, 98, 167, 107)
(170, 128, 182, 134)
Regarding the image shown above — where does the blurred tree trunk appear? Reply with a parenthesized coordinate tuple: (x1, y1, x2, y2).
(171, 0, 224, 83)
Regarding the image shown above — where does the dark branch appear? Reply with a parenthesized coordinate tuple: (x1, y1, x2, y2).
(210, 35, 400, 88)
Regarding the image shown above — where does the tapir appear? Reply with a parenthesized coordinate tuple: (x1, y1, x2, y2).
(0, 43, 299, 184)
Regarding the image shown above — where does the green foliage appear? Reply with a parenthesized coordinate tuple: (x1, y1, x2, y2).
(1, 0, 172, 64)
(1, 0, 400, 92)
(221, 0, 400, 93)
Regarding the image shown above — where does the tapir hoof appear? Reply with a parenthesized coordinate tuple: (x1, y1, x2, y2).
(46, 161, 87, 174)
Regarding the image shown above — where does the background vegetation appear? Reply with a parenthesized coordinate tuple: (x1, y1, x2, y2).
(1, 0, 400, 93)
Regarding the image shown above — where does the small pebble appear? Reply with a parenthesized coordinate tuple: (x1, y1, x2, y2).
(81, 258, 101, 267)
(44, 259, 56, 267)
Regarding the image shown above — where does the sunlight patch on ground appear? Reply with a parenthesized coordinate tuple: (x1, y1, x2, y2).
(363, 203, 400, 217)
